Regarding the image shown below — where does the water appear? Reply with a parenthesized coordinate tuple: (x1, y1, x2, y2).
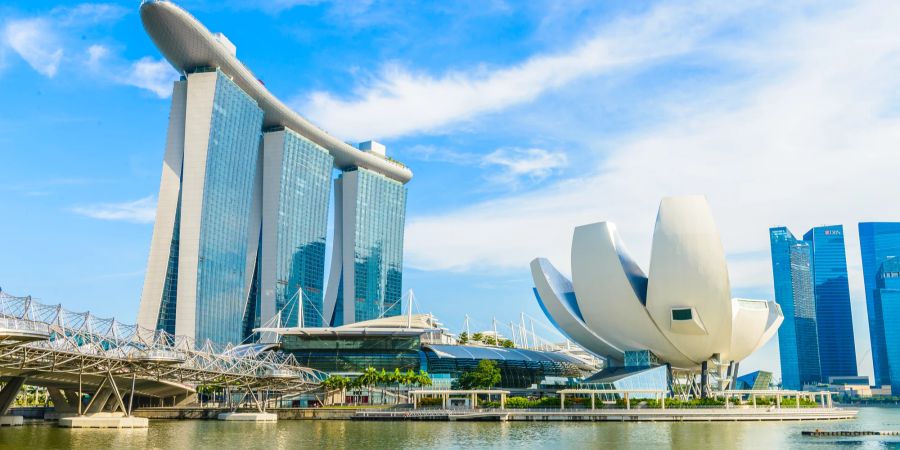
(3, 408, 900, 449)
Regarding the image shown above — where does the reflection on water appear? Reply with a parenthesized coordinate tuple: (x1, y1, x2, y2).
(2, 408, 900, 450)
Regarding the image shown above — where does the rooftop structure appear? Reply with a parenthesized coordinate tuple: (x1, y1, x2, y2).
(139, 1, 411, 183)
(531, 196, 783, 379)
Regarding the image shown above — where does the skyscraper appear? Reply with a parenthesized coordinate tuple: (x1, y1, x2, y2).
(859, 222, 900, 388)
(324, 164, 407, 326)
(875, 257, 900, 394)
(803, 225, 857, 380)
(136, 1, 412, 344)
(137, 70, 264, 345)
(769, 227, 821, 389)
(258, 128, 334, 329)
(769, 225, 858, 388)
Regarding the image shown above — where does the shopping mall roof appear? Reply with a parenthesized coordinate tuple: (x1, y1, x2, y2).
(423, 344, 591, 368)
(262, 314, 444, 337)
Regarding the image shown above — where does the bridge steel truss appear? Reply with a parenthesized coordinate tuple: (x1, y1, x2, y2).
(0, 290, 324, 415)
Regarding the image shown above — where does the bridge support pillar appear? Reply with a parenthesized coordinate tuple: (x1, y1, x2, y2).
(86, 388, 113, 414)
(173, 392, 196, 407)
(48, 388, 79, 414)
(0, 376, 26, 426)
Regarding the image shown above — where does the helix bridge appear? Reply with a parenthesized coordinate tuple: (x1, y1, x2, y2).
(0, 290, 324, 417)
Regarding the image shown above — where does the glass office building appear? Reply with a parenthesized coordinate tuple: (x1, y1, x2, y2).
(859, 222, 900, 388)
(769, 227, 822, 389)
(803, 225, 858, 380)
(325, 168, 407, 326)
(259, 128, 333, 329)
(876, 258, 900, 395)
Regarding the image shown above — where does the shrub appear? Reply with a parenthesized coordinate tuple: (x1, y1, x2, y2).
(505, 397, 531, 409)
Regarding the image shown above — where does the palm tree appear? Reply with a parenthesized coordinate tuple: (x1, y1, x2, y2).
(390, 368, 403, 404)
(358, 367, 380, 405)
(417, 370, 433, 387)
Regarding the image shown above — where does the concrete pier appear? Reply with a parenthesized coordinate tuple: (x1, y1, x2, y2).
(59, 412, 149, 429)
(217, 412, 278, 422)
(0, 416, 23, 426)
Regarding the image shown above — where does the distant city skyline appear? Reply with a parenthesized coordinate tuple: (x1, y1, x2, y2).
(770, 225, 860, 388)
(4, 1, 900, 381)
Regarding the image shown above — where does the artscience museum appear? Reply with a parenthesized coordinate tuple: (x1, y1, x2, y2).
(531, 196, 783, 392)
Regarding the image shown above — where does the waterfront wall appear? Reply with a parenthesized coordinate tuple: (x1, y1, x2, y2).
(133, 407, 360, 420)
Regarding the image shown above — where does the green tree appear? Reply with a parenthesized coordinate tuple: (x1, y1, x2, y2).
(358, 367, 380, 404)
(417, 370, 433, 387)
(458, 360, 502, 389)
(472, 332, 484, 342)
(458, 332, 469, 345)
(483, 336, 496, 345)
(501, 339, 515, 348)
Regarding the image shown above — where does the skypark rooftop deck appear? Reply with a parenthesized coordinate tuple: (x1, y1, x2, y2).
(139, 0, 413, 183)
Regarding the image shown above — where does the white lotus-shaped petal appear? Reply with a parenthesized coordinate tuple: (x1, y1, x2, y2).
(531, 195, 783, 370)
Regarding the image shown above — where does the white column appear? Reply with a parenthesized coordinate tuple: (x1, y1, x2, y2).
(174, 71, 220, 340)
(137, 80, 187, 330)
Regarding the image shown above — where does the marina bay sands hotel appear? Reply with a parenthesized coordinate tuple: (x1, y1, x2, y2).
(135, 1, 411, 344)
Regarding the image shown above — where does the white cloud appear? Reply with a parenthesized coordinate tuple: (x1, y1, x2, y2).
(298, 2, 747, 141)
(3, 18, 63, 77)
(54, 4, 127, 26)
(234, 0, 324, 14)
(403, 0, 900, 292)
(481, 147, 567, 184)
(119, 57, 178, 98)
(86, 44, 109, 69)
(1, 4, 127, 77)
(0, 3, 174, 97)
(72, 196, 157, 224)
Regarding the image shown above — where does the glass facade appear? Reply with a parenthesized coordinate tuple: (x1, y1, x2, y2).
(803, 225, 858, 379)
(242, 251, 260, 341)
(282, 334, 423, 373)
(271, 129, 333, 328)
(422, 345, 586, 389)
(624, 350, 659, 367)
(194, 70, 264, 344)
(333, 168, 407, 325)
(156, 196, 181, 335)
(876, 258, 900, 395)
(769, 227, 821, 389)
(859, 222, 900, 387)
(280, 335, 587, 389)
(581, 366, 668, 399)
(734, 370, 773, 390)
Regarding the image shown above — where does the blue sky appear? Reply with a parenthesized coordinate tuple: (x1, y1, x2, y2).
(3, 0, 900, 381)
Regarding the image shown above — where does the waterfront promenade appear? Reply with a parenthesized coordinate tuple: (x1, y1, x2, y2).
(354, 407, 856, 422)
(119, 404, 856, 422)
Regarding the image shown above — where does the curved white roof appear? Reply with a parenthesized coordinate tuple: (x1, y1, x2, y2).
(139, 0, 413, 184)
(531, 196, 783, 370)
